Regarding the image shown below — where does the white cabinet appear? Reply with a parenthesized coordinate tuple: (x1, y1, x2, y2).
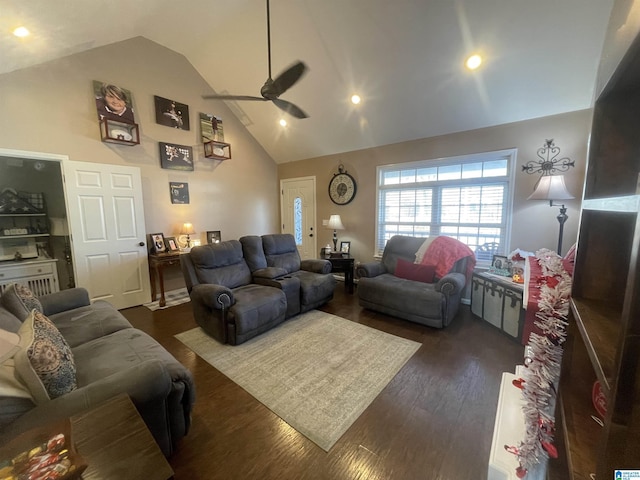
(488, 368, 547, 480)
(0, 258, 59, 296)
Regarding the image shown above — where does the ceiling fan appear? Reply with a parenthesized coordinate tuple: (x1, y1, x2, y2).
(202, 0, 309, 119)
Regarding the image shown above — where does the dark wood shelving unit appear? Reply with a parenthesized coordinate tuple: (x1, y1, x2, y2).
(550, 12, 640, 478)
(570, 298, 619, 393)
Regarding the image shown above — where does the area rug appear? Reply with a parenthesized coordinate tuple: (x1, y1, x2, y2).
(143, 287, 190, 311)
(175, 309, 420, 451)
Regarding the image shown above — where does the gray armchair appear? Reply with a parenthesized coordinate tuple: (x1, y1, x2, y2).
(181, 240, 287, 345)
(240, 234, 336, 316)
(357, 235, 472, 328)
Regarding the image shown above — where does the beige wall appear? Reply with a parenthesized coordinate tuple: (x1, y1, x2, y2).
(0, 37, 280, 291)
(279, 109, 591, 266)
(0, 35, 593, 292)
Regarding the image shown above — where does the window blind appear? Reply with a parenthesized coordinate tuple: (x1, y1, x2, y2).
(375, 150, 515, 261)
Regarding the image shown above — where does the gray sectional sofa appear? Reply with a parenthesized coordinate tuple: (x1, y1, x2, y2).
(0, 285, 195, 457)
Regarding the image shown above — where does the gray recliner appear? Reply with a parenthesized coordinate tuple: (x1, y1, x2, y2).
(357, 235, 471, 328)
(181, 240, 287, 345)
(240, 234, 336, 317)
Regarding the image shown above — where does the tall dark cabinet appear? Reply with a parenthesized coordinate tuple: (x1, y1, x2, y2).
(552, 20, 640, 480)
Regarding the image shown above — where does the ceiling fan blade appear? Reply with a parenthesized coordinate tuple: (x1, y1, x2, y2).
(202, 94, 268, 101)
(271, 61, 307, 96)
(272, 98, 308, 119)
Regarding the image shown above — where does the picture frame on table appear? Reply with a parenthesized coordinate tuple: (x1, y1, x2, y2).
(491, 254, 509, 271)
(340, 241, 351, 254)
(206, 230, 221, 244)
(165, 236, 179, 252)
(151, 233, 166, 253)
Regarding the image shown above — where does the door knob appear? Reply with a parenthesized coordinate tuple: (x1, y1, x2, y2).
(139, 242, 145, 246)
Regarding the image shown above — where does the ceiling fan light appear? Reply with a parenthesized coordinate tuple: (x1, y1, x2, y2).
(465, 54, 482, 70)
(351, 94, 361, 105)
(13, 26, 30, 38)
(279, 119, 287, 127)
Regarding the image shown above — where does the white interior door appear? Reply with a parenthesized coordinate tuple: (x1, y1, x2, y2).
(281, 177, 316, 260)
(63, 160, 150, 309)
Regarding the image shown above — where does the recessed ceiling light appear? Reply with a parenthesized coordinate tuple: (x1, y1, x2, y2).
(279, 119, 287, 127)
(351, 94, 361, 105)
(465, 54, 482, 70)
(13, 26, 30, 38)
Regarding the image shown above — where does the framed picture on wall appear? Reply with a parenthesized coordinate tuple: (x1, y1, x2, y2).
(206, 231, 221, 244)
(154, 95, 190, 130)
(93, 80, 136, 124)
(169, 182, 190, 204)
(160, 143, 194, 171)
(151, 233, 166, 253)
(199, 113, 224, 142)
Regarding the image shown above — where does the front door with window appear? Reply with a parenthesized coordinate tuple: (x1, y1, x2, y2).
(280, 177, 316, 260)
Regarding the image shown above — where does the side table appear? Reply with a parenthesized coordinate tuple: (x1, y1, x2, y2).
(148, 251, 183, 307)
(326, 254, 355, 294)
(470, 270, 525, 344)
(71, 394, 173, 480)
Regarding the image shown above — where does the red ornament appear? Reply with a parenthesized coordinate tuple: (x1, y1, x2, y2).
(592, 380, 607, 418)
(504, 444, 519, 455)
(541, 441, 558, 458)
(546, 276, 559, 288)
(512, 378, 525, 389)
(516, 465, 528, 478)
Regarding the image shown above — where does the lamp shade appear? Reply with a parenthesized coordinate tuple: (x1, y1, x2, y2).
(180, 223, 195, 235)
(327, 215, 345, 230)
(528, 175, 574, 201)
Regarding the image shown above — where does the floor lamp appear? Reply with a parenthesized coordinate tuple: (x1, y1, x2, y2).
(527, 174, 574, 255)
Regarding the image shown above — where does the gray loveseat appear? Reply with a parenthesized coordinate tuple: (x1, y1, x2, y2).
(0, 286, 195, 457)
(240, 234, 335, 318)
(181, 235, 335, 345)
(357, 235, 472, 328)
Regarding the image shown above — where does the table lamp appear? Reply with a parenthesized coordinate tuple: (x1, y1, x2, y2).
(327, 215, 345, 252)
(180, 222, 196, 248)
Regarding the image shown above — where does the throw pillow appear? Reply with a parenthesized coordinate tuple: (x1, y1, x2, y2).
(0, 283, 43, 322)
(14, 310, 77, 404)
(394, 258, 436, 283)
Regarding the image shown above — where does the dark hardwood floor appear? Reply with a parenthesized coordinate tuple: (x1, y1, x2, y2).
(121, 285, 523, 480)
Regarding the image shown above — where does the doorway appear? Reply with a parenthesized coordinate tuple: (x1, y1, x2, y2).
(280, 177, 317, 260)
(0, 149, 151, 310)
(0, 149, 72, 293)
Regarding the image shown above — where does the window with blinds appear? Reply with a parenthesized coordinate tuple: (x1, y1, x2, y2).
(375, 149, 516, 262)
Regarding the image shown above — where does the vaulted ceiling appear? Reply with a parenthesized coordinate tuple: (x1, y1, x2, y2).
(0, 0, 614, 163)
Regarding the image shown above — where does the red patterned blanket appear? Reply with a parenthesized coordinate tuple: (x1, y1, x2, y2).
(418, 236, 476, 280)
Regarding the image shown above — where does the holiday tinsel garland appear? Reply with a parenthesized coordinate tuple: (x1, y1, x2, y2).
(507, 248, 572, 478)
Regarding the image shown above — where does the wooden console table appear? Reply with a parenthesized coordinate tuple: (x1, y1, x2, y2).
(148, 251, 183, 307)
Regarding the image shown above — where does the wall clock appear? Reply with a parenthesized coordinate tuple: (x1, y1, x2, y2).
(328, 164, 357, 205)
